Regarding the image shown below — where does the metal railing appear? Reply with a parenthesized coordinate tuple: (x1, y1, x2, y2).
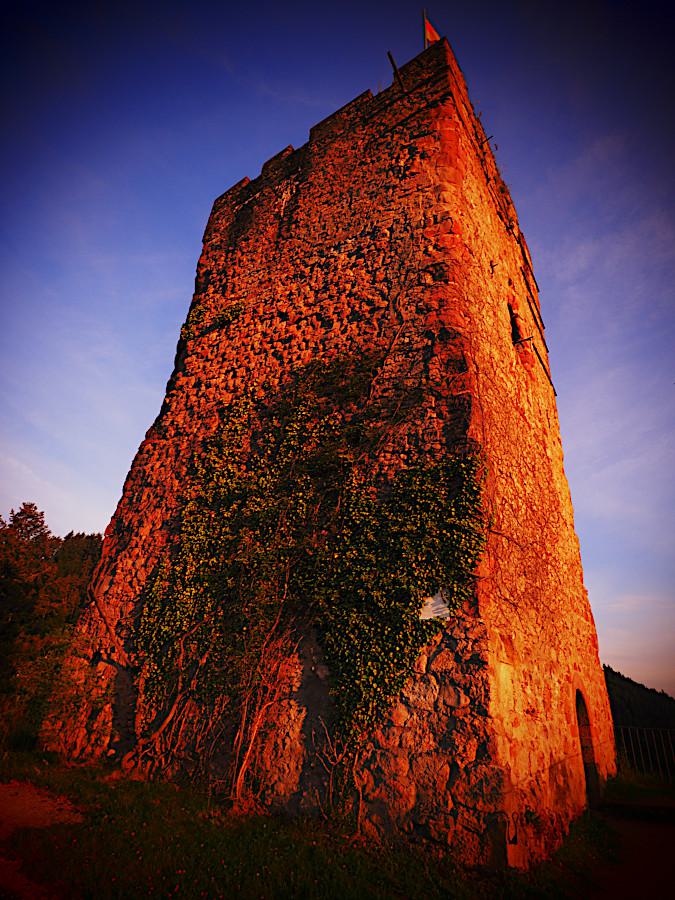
(615, 726, 675, 782)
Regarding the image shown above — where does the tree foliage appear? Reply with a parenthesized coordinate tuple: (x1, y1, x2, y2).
(0, 503, 102, 748)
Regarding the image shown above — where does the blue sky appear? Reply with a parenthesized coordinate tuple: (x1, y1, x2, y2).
(1, 0, 673, 695)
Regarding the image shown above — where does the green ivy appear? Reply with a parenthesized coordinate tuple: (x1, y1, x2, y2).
(136, 354, 486, 763)
(179, 304, 206, 342)
(213, 301, 246, 329)
(179, 300, 246, 343)
(313, 458, 484, 736)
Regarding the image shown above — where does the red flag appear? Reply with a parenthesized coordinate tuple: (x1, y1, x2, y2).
(424, 14, 441, 48)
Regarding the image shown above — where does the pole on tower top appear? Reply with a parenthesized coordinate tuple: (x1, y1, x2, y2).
(387, 51, 406, 93)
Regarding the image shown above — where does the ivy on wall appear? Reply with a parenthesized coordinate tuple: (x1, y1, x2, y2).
(134, 353, 485, 788)
(179, 299, 245, 343)
(314, 458, 484, 736)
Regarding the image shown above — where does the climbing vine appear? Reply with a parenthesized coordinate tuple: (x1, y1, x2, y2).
(134, 353, 486, 795)
(313, 457, 484, 737)
(180, 299, 246, 344)
(179, 303, 206, 342)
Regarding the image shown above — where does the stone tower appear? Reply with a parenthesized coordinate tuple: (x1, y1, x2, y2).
(44, 39, 616, 867)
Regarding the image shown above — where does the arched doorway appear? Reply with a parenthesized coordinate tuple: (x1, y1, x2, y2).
(575, 690, 600, 807)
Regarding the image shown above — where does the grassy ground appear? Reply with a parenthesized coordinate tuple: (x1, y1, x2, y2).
(0, 751, 624, 900)
(602, 764, 675, 806)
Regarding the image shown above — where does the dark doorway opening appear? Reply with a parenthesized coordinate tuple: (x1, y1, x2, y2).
(576, 690, 601, 807)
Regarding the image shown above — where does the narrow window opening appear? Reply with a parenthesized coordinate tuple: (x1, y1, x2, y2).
(508, 304, 522, 344)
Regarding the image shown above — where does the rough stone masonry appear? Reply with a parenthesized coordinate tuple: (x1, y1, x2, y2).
(44, 39, 616, 867)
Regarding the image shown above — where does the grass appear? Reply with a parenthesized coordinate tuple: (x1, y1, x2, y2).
(0, 751, 625, 900)
(604, 763, 675, 806)
(0, 751, 472, 900)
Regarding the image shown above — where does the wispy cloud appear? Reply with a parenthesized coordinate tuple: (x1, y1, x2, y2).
(587, 574, 675, 695)
(526, 131, 675, 693)
(0, 451, 112, 536)
(245, 75, 337, 109)
(561, 362, 674, 534)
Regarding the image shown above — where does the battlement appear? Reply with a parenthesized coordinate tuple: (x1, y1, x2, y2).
(260, 144, 297, 178)
(308, 90, 372, 143)
(207, 37, 540, 317)
(212, 39, 471, 213)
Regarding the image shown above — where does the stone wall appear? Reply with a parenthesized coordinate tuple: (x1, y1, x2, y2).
(43, 39, 615, 867)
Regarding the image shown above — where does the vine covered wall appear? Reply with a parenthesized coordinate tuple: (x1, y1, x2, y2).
(128, 356, 485, 795)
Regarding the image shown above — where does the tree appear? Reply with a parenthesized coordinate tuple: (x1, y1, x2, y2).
(9, 502, 51, 545)
(0, 503, 102, 749)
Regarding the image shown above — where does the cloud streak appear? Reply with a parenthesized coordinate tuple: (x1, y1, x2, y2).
(524, 131, 675, 694)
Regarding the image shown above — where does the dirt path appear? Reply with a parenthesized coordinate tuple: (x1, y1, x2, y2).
(581, 801, 675, 899)
(0, 781, 82, 900)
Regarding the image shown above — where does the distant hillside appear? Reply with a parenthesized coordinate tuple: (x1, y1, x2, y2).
(604, 665, 675, 729)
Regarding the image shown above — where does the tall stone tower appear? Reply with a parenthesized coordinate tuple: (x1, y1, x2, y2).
(45, 39, 616, 867)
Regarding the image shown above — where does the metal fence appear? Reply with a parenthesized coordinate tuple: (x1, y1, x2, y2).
(615, 726, 675, 782)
